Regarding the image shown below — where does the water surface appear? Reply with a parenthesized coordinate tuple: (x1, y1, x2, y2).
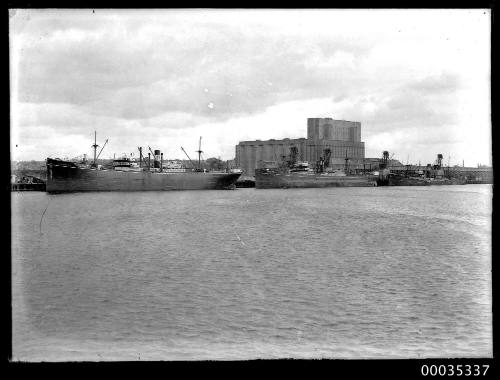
(11, 185, 492, 360)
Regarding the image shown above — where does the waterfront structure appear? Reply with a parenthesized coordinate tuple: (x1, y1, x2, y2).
(385, 164, 493, 184)
(375, 152, 493, 186)
(235, 118, 366, 176)
(11, 174, 46, 191)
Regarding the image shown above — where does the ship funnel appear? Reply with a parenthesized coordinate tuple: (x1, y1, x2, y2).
(154, 149, 161, 168)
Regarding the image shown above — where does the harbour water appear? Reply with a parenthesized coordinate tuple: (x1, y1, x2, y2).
(11, 185, 492, 361)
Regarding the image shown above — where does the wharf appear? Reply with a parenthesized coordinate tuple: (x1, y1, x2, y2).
(385, 165, 493, 185)
(11, 183, 46, 191)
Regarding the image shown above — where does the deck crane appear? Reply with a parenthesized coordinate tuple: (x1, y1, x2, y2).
(181, 147, 197, 170)
(289, 146, 298, 167)
(344, 149, 350, 172)
(323, 148, 331, 168)
(148, 146, 155, 158)
(147, 146, 158, 168)
(96, 139, 108, 161)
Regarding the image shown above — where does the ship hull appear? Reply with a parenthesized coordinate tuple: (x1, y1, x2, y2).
(378, 176, 468, 186)
(46, 159, 241, 193)
(255, 170, 377, 189)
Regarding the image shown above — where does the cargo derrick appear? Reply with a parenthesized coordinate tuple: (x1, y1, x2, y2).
(315, 148, 331, 174)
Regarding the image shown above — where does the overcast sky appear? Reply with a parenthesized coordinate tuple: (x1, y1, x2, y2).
(10, 9, 491, 166)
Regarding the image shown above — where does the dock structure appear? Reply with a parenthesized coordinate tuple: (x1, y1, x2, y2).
(382, 164, 493, 184)
(11, 174, 46, 191)
(11, 182, 46, 191)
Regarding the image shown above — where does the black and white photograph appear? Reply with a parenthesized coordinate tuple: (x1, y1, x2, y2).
(9, 8, 492, 362)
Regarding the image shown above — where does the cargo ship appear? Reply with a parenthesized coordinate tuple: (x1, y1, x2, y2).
(377, 153, 467, 187)
(254, 147, 377, 189)
(46, 134, 241, 193)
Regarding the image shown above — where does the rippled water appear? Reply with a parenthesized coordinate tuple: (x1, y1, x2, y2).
(11, 185, 492, 361)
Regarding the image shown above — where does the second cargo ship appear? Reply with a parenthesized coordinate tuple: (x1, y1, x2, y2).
(46, 134, 241, 193)
(255, 147, 377, 189)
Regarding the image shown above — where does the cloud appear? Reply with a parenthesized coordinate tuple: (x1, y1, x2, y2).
(13, 10, 373, 122)
(9, 9, 491, 166)
(408, 73, 461, 94)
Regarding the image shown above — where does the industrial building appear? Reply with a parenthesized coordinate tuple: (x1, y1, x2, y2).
(235, 118, 366, 175)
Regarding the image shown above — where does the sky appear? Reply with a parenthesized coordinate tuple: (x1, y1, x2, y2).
(10, 9, 491, 166)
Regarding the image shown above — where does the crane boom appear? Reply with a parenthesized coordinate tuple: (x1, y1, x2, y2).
(181, 147, 196, 168)
(323, 148, 331, 168)
(148, 146, 155, 157)
(96, 139, 108, 160)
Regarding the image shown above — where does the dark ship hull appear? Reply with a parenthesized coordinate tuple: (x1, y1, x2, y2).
(377, 176, 467, 187)
(255, 169, 377, 189)
(46, 158, 241, 193)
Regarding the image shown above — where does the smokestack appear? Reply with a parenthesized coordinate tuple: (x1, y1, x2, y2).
(160, 153, 163, 171)
(148, 153, 151, 169)
(154, 149, 161, 168)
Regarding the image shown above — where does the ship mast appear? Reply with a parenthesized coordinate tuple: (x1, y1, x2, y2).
(92, 131, 99, 166)
(196, 136, 203, 171)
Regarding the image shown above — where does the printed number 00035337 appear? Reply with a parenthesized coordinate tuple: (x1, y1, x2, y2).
(421, 365, 489, 376)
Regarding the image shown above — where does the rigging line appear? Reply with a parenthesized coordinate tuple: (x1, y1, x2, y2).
(39, 198, 50, 235)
